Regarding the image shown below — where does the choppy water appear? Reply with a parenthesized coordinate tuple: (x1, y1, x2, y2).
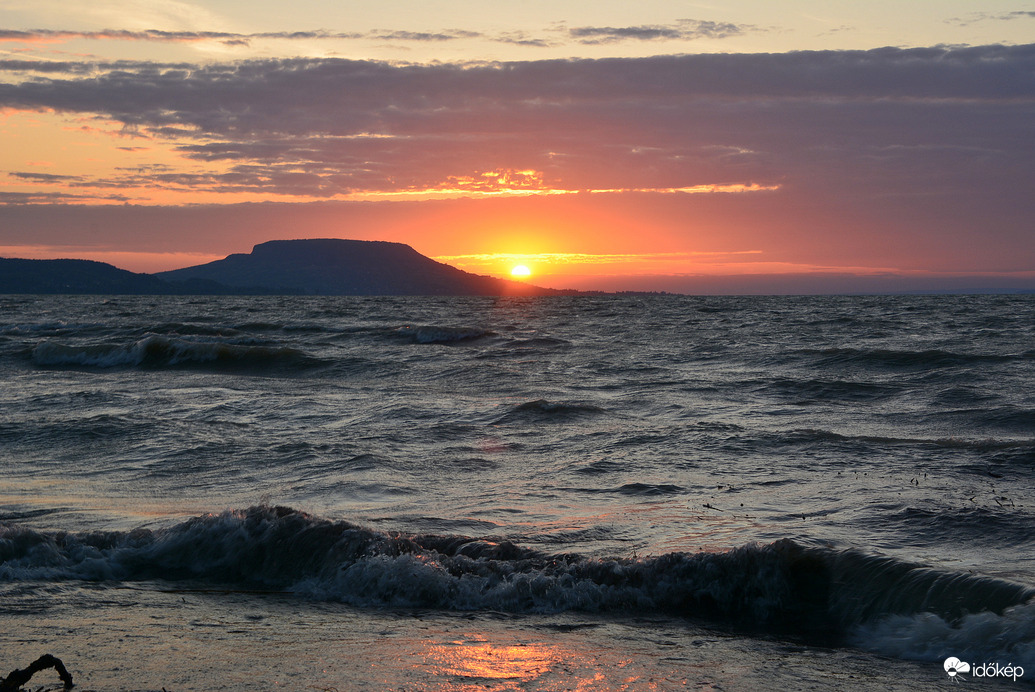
(2, 294, 1034, 688)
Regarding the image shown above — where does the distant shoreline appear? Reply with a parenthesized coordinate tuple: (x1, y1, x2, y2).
(2, 248, 1033, 297)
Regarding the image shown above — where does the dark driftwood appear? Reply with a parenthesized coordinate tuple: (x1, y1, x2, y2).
(0, 654, 74, 691)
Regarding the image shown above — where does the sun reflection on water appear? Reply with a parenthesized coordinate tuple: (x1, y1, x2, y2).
(435, 639, 557, 683)
(416, 635, 625, 691)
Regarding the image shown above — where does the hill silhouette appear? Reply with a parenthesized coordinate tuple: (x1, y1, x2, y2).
(1, 240, 560, 295)
(155, 239, 557, 296)
(0, 257, 173, 294)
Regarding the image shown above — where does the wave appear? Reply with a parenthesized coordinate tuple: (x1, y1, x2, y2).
(869, 506, 1035, 545)
(473, 336, 573, 359)
(972, 407, 1035, 433)
(803, 347, 1032, 369)
(574, 460, 627, 476)
(568, 482, 685, 496)
(31, 335, 331, 373)
(493, 399, 607, 424)
(146, 322, 248, 338)
(776, 428, 1032, 453)
(232, 321, 337, 335)
(508, 337, 571, 348)
(1, 506, 1032, 666)
(498, 336, 573, 352)
(393, 325, 496, 344)
(1, 321, 101, 337)
(756, 377, 902, 403)
(853, 603, 1035, 670)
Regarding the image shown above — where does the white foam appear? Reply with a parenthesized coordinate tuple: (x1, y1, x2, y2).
(851, 602, 1035, 670)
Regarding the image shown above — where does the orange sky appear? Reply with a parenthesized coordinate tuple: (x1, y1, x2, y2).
(1, 4, 1033, 292)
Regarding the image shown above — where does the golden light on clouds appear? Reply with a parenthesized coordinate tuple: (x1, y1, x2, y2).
(1, 123, 781, 206)
(378, 172, 779, 202)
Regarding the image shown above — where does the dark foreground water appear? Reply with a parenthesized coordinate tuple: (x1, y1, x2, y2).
(1, 294, 1033, 690)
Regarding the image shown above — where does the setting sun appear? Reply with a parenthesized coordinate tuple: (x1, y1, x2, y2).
(510, 264, 532, 278)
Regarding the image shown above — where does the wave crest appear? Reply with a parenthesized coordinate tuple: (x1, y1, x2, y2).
(2, 507, 1031, 653)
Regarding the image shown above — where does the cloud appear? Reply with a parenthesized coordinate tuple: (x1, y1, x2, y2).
(9, 171, 84, 183)
(566, 19, 749, 44)
(492, 32, 556, 48)
(947, 11, 1035, 26)
(0, 21, 754, 49)
(0, 29, 237, 43)
(0, 59, 99, 73)
(0, 28, 486, 47)
(0, 189, 132, 203)
(369, 30, 483, 42)
(0, 27, 489, 47)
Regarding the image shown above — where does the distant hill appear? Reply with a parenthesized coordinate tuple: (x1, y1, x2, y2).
(155, 239, 558, 296)
(0, 257, 174, 294)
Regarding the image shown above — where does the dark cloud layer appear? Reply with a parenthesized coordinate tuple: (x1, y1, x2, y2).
(2, 45, 1031, 188)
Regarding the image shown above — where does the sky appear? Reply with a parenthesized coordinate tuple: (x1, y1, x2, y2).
(1, 1, 1033, 293)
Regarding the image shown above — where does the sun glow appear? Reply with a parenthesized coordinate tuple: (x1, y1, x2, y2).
(435, 250, 770, 280)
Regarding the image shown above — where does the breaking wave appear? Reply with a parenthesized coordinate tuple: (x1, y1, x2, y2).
(1, 506, 1032, 666)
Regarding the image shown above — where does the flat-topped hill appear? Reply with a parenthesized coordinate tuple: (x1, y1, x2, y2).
(156, 239, 556, 296)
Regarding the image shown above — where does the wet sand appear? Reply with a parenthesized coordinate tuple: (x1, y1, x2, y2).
(2, 583, 1019, 691)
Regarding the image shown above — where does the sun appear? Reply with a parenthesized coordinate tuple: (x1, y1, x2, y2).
(510, 264, 532, 278)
